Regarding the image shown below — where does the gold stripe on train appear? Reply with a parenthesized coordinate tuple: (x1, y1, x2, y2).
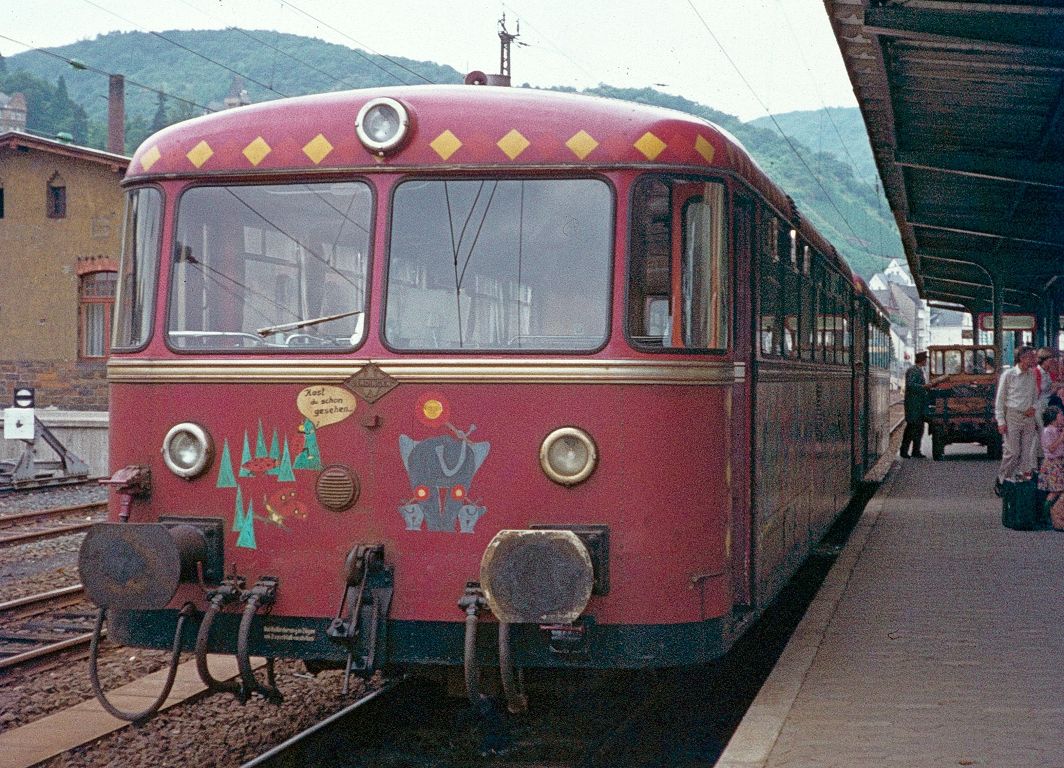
(107, 358, 746, 385)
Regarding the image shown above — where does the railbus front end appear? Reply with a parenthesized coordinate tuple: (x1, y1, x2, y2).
(76, 85, 884, 714)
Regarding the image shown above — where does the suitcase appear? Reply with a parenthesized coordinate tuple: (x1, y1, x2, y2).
(1002, 478, 1039, 530)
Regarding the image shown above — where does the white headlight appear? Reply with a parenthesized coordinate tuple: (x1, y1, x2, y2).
(355, 97, 409, 154)
(162, 422, 213, 479)
(540, 427, 597, 486)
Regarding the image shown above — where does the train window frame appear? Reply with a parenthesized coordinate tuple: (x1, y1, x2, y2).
(626, 173, 731, 354)
(382, 175, 615, 354)
(798, 242, 815, 360)
(164, 179, 375, 355)
(756, 210, 787, 359)
(112, 185, 164, 353)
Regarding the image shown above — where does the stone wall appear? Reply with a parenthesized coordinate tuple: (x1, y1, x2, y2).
(0, 359, 107, 411)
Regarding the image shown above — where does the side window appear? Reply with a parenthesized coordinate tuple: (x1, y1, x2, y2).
(629, 176, 729, 351)
(113, 188, 163, 349)
(781, 227, 799, 358)
(758, 215, 781, 356)
(679, 183, 729, 349)
(79, 271, 117, 358)
(47, 172, 66, 219)
(799, 245, 815, 360)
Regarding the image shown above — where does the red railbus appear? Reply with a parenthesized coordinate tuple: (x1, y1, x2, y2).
(79, 84, 890, 716)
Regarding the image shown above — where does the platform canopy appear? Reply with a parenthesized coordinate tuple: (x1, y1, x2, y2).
(824, 1, 1064, 328)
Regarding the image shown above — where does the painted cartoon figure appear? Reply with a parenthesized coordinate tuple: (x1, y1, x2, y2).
(399, 424, 489, 533)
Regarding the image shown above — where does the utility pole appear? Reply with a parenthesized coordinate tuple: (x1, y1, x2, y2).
(499, 15, 520, 80)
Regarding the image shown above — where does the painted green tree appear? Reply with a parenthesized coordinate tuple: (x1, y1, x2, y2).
(276, 438, 296, 482)
(255, 420, 268, 458)
(232, 485, 245, 532)
(239, 432, 253, 478)
(236, 498, 257, 549)
(216, 439, 237, 488)
(266, 429, 281, 476)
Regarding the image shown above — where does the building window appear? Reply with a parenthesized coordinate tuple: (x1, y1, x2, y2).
(47, 172, 66, 218)
(80, 271, 117, 358)
(0, 187, 5, 219)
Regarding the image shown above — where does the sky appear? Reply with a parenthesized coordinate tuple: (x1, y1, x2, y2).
(0, 0, 858, 122)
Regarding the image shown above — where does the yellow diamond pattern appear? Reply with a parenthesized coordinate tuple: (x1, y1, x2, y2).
(566, 130, 598, 160)
(497, 129, 530, 160)
(140, 145, 161, 171)
(695, 135, 715, 163)
(186, 140, 214, 168)
(634, 132, 666, 161)
(243, 136, 272, 166)
(430, 130, 462, 160)
(303, 133, 334, 164)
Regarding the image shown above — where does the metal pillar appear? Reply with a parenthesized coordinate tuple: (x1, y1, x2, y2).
(993, 272, 1004, 370)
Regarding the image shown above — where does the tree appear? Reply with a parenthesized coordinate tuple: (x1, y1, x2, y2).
(151, 90, 168, 132)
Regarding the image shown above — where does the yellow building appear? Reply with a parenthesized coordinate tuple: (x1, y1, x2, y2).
(0, 131, 128, 411)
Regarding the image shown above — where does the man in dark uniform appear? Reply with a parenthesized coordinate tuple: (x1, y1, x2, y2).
(901, 350, 928, 458)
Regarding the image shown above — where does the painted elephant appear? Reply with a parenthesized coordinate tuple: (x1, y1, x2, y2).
(399, 427, 490, 532)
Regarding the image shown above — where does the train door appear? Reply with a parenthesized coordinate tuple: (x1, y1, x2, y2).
(665, 179, 740, 613)
(731, 193, 754, 607)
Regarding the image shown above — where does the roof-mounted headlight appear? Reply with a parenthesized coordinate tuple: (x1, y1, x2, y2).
(355, 97, 410, 155)
(161, 422, 213, 479)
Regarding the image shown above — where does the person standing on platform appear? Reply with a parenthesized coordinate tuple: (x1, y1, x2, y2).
(1034, 348, 1056, 462)
(994, 345, 1039, 494)
(900, 350, 928, 459)
(1038, 405, 1064, 530)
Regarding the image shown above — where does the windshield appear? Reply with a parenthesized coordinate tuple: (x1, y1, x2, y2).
(384, 179, 612, 350)
(168, 182, 371, 351)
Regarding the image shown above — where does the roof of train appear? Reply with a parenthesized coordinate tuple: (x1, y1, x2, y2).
(126, 84, 851, 282)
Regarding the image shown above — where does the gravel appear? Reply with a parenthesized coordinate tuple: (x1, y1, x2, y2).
(37, 663, 379, 768)
(1, 483, 384, 766)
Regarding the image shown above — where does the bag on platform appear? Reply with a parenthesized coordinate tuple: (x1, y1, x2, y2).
(1002, 478, 1038, 531)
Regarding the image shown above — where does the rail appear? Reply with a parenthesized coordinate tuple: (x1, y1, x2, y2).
(239, 675, 408, 768)
(0, 585, 94, 671)
(0, 502, 104, 546)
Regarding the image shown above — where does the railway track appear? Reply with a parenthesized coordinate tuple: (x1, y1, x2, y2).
(0, 501, 105, 546)
(239, 676, 408, 767)
(0, 584, 95, 671)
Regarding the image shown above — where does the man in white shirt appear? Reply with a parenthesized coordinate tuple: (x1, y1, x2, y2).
(995, 345, 1039, 493)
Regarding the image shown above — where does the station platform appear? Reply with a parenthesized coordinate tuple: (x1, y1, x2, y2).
(717, 440, 1064, 768)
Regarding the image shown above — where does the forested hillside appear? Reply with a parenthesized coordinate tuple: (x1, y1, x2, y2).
(1, 29, 902, 277)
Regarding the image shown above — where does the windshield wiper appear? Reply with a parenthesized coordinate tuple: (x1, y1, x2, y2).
(256, 308, 364, 336)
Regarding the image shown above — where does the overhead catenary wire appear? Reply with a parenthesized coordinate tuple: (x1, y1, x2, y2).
(0, 31, 214, 114)
(279, 0, 435, 85)
(77, 0, 292, 99)
(168, 0, 380, 91)
(684, 0, 885, 264)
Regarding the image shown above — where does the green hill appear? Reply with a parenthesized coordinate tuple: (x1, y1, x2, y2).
(1, 29, 902, 278)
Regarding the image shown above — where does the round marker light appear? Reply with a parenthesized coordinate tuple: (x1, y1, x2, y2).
(162, 422, 213, 479)
(540, 427, 597, 486)
(355, 97, 410, 154)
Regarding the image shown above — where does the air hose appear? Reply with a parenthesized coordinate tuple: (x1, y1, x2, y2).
(195, 590, 244, 700)
(88, 604, 192, 723)
(236, 589, 283, 704)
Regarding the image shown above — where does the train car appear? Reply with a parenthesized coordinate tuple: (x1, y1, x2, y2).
(77, 82, 890, 717)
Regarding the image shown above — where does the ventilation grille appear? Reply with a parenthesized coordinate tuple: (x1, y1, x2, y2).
(316, 465, 359, 512)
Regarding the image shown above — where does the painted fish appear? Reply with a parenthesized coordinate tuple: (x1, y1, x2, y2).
(242, 456, 279, 476)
